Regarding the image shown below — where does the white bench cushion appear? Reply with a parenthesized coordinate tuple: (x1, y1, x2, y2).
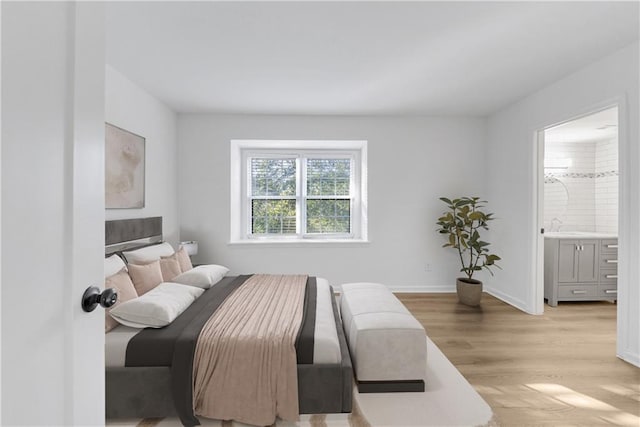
(341, 282, 426, 383)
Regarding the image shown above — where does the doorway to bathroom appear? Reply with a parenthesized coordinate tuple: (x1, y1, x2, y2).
(539, 106, 619, 309)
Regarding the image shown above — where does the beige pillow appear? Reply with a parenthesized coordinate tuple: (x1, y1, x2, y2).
(159, 254, 182, 282)
(127, 260, 164, 296)
(176, 247, 193, 272)
(104, 268, 139, 333)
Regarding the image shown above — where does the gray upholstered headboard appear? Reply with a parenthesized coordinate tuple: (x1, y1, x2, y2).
(105, 217, 163, 255)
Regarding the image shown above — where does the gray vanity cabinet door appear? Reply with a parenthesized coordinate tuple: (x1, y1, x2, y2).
(558, 240, 579, 283)
(577, 240, 598, 282)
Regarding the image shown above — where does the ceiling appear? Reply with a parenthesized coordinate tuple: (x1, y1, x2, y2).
(106, 1, 639, 116)
(545, 106, 618, 144)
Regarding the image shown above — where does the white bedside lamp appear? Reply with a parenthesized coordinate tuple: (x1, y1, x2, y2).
(180, 241, 198, 256)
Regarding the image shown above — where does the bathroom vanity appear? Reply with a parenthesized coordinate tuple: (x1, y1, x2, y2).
(544, 232, 618, 306)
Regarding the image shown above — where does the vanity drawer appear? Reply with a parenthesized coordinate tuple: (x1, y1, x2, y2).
(596, 285, 618, 298)
(558, 285, 597, 299)
(600, 239, 618, 254)
(600, 254, 618, 268)
(600, 270, 618, 283)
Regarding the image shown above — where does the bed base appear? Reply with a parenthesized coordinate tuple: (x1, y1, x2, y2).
(106, 287, 353, 420)
(106, 364, 351, 419)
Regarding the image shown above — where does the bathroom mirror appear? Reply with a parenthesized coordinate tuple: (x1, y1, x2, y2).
(544, 176, 569, 230)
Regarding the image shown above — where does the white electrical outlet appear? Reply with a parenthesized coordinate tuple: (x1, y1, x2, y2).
(425, 263, 432, 272)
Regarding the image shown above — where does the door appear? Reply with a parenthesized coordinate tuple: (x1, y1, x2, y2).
(558, 240, 579, 282)
(1, 3, 105, 425)
(577, 240, 598, 282)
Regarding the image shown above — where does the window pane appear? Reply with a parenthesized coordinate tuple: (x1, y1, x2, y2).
(307, 159, 350, 196)
(251, 199, 296, 234)
(251, 158, 296, 197)
(306, 199, 351, 233)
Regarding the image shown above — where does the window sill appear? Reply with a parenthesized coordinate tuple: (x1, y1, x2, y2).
(228, 239, 370, 248)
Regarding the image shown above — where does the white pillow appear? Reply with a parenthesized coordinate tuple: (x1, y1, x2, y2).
(105, 254, 127, 278)
(123, 242, 175, 265)
(109, 282, 204, 328)
(172, 265, 229, 289)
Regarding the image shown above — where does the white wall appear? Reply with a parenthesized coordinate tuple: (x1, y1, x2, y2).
(105, 66, 179, 245)
(486, 42, 639, 366)
(595, 138, 619, 234)
(178, 114, 486, 291)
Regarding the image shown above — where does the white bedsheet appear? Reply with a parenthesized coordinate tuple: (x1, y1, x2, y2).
(105, 277, 341, 367)
(313, 278, 341, 363)
(105, 325, 140, 367)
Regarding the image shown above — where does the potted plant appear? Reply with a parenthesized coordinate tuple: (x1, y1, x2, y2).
(436, 197, 501, 306)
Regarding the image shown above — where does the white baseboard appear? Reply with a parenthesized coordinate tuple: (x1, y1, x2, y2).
(335, 283, 456, 293)
(618, 349, 640, 368)
(388, 285, 455, 293)
(483, 286, 533, 314)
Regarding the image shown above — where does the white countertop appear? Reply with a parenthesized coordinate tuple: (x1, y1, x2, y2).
(544, 231, 618, 239)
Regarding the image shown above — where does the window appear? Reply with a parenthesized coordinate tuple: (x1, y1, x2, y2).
(230, 140, 367, 243)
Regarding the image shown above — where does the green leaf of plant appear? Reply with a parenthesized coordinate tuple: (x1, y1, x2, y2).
(468, 211, 482, 221)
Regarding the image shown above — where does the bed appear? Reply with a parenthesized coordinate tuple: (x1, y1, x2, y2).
(104, 217, 353, 425)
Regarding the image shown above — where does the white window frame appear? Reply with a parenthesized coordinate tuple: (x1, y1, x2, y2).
(230, 140, 368, 244)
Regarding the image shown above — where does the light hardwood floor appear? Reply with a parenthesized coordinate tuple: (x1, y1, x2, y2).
(395, 293, 640, 427)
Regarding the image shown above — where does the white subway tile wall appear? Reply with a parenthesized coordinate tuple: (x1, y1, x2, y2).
(544, 138, 618, 234)
(595, 138, 618, 234)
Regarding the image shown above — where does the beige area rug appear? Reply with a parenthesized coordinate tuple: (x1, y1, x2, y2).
(107, 337, 495, 427)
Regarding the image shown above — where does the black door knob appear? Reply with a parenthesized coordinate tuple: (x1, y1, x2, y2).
(82, 286, 118, 312)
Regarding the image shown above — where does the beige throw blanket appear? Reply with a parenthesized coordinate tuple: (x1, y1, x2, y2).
(192, 274, 308, 426)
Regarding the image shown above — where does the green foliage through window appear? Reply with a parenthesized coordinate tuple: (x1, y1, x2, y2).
(251, 158, 296, 197)
(307, 199, 350, 233)
(249, 156, 352, 236)
(251, 199, 296, 234)
(307, 159, 351, 196)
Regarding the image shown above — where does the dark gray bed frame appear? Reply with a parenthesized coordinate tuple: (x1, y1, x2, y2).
(105, 217, 353, 420)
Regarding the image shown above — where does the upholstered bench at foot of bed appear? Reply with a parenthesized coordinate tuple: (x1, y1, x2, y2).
(340, 282, 426, 393)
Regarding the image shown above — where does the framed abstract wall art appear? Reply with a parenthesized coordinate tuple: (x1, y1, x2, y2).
(105, 123, 145, 209)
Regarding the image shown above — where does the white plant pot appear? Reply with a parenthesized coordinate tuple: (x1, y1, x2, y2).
(456, 278, 483, 306)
